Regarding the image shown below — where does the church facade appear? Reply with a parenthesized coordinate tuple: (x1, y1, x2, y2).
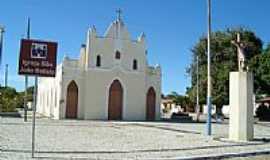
(36, 15, 161, 120)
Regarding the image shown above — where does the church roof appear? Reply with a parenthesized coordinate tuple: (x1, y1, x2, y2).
(88, 10, 146, 45)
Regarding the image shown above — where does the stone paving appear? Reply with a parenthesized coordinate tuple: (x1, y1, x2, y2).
(1, 117, 270, 160)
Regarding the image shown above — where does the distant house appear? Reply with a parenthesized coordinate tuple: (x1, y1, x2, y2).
(161, 97, 182, 118)
(256, 97, 270, 105)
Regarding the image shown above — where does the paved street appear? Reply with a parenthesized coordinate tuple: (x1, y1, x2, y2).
(1, 117, 270, 160)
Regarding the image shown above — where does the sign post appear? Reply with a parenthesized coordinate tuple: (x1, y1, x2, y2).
(32, 76, 37, 158)
(24, 18, 30, 122)
(18, 39, 57, 158)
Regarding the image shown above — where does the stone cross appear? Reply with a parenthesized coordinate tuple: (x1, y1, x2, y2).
(231, 33, 246, 72)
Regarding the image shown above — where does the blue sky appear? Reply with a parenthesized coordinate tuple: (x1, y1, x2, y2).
(0, 0, 270, 95)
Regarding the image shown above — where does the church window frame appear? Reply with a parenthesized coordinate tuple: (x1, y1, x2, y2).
(133, 59, 138, 70)
(115, 51, 121, 59)
(96, 55, 101, 67)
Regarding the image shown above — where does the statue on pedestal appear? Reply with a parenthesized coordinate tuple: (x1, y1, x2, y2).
(229, 33, 254, 141)
(231, 33, 247, 72)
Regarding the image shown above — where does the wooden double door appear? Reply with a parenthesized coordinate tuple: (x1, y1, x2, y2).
(66, 81, 78, 119)
(146, 87, 156, 120)
(108, 80, 123, 120)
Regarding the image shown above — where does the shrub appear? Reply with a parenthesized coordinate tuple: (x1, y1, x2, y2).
(0, 87, 23, 112)
(256, 104, 270, 121)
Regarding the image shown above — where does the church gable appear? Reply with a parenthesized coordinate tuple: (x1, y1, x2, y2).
(104, 21, 131, 41)
(61, 10, 159, 77)
(85, 11, 147, 72)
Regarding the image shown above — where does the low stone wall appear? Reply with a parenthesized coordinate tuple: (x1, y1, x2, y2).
(0, 111, 21, 117)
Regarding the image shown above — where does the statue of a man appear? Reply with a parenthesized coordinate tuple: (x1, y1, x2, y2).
(231, 33, 247, 72)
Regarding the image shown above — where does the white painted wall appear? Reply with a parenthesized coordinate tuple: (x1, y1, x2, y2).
(36, 18, 161, 121)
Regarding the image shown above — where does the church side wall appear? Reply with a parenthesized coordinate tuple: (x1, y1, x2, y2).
(37, 78, 59, 119)
(37, 65, 63, 119)
(53, 65, 62, 119)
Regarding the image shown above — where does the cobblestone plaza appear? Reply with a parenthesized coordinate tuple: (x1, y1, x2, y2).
(1, 117, 270, 159)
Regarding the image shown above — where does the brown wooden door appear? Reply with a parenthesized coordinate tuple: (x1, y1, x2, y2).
(108, 80, 123, 120)
(146, 87, 156, 120)
(66, 81, 78, 119)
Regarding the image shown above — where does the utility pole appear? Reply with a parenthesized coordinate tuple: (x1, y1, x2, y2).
(24, 18, 30, 122)
(0, 26, 4, 113)
(196, 56, 200, 122)
(4, 64, 8, 87)
(206, 0, 212, 136)
(0, 26, 5, 67)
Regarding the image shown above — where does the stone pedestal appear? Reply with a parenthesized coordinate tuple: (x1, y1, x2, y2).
(229, 72, 254, 141)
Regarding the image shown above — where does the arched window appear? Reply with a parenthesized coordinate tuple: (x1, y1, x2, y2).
(96, 55, 101, 67)
(133, 59, 138, 70)
(115, 51, 121, 59)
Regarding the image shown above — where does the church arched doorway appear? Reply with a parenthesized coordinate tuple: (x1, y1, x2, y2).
(66, 81, 78, 119)
(146, 87, 156, 120)
(108, 80, 123, 120)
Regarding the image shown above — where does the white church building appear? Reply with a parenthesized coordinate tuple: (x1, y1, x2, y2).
(36, 13, 161, 120)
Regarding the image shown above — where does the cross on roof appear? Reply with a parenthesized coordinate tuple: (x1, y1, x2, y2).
(116, 8, 122, 20)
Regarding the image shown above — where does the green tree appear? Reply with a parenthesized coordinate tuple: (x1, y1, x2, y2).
(0, 87, 22, 112)
(166, 91, 183, 105)
(16, 86, 34, 104)
(187, 28, 263, 113)
(249, 44, 270, 96)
